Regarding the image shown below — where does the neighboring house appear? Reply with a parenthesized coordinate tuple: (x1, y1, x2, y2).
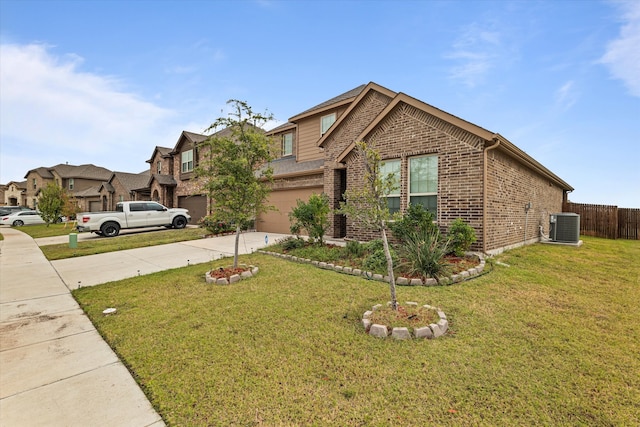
(0, 184, 5, 206)
(169, 131, 210, 221)
(23, 164, 112, 211)
(3, 181, 27, 206)
(260, 82, 573, 254)
(98, 171, 151, 211)
(146, 146, 177, 209)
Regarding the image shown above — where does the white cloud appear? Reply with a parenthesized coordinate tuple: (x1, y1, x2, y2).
(446, 26, 503, 88)
(0, 43, 177, 182)
(555, 80, 578, 111)
(600, 1, 640, 97)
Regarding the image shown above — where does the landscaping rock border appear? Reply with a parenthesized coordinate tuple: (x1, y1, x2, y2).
(362, 302, 449, 340)
(205, 264, 259, 285)
(258, 251, 485, 286)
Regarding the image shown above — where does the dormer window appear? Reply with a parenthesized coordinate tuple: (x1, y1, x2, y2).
(321, 113, 336, 135)
(282, 133, 293, 156)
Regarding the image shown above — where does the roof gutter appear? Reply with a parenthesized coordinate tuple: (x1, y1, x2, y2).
(483, 137, 501, 253)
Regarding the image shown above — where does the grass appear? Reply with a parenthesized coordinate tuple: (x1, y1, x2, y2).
(6, 222, 79, 238)
(40, 228, 207, 260)
(73, 236, 640, 426)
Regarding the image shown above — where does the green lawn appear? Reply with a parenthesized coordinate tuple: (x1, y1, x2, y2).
(39, 228, 207, 260)
(73, 236, 640, 426)
(5, 222, 78, 238)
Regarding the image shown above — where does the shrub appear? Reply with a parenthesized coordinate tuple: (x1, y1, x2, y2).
(363, 240, 398, 273)
(289, 193, 330, 244)
(199, 216, 235, 235)
(390, 204, 438, 242)
(399, 227, 451, 283)
(447, 218, 477, 257)
(343, 240, 365, 258)
(278, 236, 307, 251)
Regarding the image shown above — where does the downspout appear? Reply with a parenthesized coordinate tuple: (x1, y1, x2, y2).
(483, 137, 501, 253)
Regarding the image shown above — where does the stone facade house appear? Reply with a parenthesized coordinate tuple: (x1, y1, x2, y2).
(260, 82, 573, 254)
(23, 164, 112, 211)
(98, 171, 151, 211)
(4, 181, 28, 206)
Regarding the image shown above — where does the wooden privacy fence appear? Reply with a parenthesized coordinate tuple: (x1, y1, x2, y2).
(563, 202, 640, 240)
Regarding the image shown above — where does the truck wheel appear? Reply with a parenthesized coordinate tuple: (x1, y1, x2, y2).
(100, 222, 120, 237)
(172, 216, 187, 229)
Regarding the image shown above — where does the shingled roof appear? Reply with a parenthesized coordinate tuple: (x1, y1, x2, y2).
(107, 171, 151, 193)
(290, 84, 366, 121)
(25, 164, 112, 180)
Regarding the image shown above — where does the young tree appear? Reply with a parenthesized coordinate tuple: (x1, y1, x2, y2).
(62, 192, 81, 228)
(196, 100, 276, 268)
(337, 141, 399, 310)
(37, 182, 65, 225)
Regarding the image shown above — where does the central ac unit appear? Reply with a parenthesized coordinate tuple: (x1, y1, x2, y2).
(549, 213, 580, 243)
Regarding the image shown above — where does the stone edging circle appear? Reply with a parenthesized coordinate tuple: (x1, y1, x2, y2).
(257, 251, 485, 285)
(205, 264, 259, 285)
(363, 302, 448, 340)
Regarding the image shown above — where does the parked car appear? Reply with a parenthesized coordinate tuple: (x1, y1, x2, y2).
(76, 201, 190, 237)
(0, 210, 46, 226)
(0, 210, 66, 226)
(0, 206, 31, 216)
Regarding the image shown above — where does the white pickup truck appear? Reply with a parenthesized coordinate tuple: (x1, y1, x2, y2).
(77, 201, 191, 237)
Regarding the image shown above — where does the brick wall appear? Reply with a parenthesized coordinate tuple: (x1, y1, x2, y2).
(484, 148, 564, 253)
(331, 101, 487, 251)
(323, 90, 394, 237)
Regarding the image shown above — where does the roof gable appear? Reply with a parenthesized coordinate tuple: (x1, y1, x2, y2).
(146, 146, 173, 163)
(317, 82, 397, 148)
(336, 93, 494, 162)
(289, 83, 368, 122)
(333, 91, 573, 191)
(171, 130, 208, 154)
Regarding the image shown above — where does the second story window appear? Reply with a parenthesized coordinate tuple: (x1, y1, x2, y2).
(321, 113, 336, 135)
(282, 133, 293, 156)
(69, 178, 74, 190)
(32, 178, 36, 189)
(181, 149, 194, 173)
(157, 161, 162, 174)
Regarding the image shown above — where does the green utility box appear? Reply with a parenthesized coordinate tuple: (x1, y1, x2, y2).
(69, 233, 78, 249)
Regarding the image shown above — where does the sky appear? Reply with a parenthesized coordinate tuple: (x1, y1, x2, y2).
(1, 0, 638, 207)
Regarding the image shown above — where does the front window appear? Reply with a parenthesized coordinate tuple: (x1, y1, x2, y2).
(69, 178, 75, 190)
(379, 159, 401, 214)
(32, 178, 36, 190)
(282, 133, 293, 156)
(409, 155, 438, 215)
(321, 113, 336, 135)
(157, 161, 162, 174)
(181, 150, 194, 173)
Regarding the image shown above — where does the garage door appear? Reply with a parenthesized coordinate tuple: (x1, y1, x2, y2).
(178, 195, 207, 224)
(256, 187, 323, 234)
(89, 201, 101, 212)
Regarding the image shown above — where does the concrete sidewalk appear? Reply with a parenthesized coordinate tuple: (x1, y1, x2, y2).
(0, 228, 287, 426)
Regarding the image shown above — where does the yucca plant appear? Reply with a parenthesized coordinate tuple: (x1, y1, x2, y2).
(399, 227, 451, 283)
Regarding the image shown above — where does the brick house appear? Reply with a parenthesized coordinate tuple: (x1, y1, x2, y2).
(3, 181, 27, 206)
(147, 128, 244, 223)
(260, 82, 573, 254)
(98, 171, 151, 211)
(23, 164, 112, 211)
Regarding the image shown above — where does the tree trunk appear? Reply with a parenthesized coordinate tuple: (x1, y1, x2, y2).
(380, 226, 397, 311)
(233, 224, 241, 268)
